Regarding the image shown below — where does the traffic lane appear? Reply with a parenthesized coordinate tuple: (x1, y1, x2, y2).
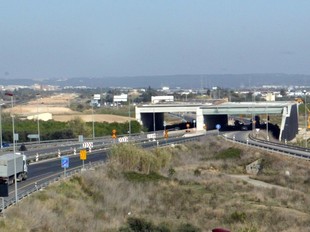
(27, 150, 109, 178)
(8, 150, 109, 194)
(222, 131, 250, 141)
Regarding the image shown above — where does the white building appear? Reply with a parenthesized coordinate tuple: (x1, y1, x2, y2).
(265, 93, 276, 101)
(151, 96, 174, 104)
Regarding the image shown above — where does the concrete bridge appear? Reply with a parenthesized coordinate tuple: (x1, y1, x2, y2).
(135, 101, 299, 141)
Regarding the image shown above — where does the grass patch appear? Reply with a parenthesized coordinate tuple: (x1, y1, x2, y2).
(179, 182, 207, 195)
(123, 171, 168, 182)
(215, 147, 242, 159)
(35, 191, 49, 202)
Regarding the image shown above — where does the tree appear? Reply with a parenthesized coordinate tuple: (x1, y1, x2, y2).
(139, 86, 159, 103)
(67, 117, 91, 137)
(280, 88, 287, 97)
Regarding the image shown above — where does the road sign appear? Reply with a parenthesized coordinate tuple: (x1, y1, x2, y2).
(82, 142, 93, 148)
(216, 124, 221, 130)
(147, 133, 156, 139)
(61, 156, 69, 168)
(27, 134, 39, 139)
(112, 129, 117, 139)
(164, 130, 168, 138)
(14, 133, 19, 141)
(0, 183, 8, 197)
(80, 149, 87, 160)
(118, 137, 128, 143)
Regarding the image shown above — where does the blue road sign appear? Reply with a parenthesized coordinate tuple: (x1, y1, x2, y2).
(61, 156, 69, 168)
(216, 124, 221, 130)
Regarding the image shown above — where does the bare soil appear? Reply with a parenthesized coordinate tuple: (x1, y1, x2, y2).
(53, 114, 131, 123)
(3, 93, 132, 122)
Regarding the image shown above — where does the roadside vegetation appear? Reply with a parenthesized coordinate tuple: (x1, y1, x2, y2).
(1, 136, 310, 231)
(1, 113, 141, 143)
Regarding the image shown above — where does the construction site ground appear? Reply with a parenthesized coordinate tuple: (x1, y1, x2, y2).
(3, 93, 132, 123)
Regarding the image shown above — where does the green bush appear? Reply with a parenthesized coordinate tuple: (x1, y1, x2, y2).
(230, 211, 247, 223)
(194, 168, 201, 177)
(127, 217, 155, 231)
(168, 167, 176, 178)
(123, 172, 168, 182)
(120, 217, 170, 232)
(1, 114, 141, 142)
(176, 223, 201, 232)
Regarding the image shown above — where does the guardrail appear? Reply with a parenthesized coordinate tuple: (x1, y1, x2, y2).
(1, 133, 146, 153)
(222, 133, 310, 160)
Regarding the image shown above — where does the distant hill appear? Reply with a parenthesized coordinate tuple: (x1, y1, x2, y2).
(1, 73, 310, 89)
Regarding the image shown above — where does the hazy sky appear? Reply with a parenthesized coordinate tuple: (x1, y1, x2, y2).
(1, 1, 310, 79)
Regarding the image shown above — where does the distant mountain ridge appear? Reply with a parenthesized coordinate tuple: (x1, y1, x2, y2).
(1, 73, 310, 89)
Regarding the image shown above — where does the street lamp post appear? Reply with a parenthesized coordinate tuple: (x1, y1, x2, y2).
(252, 93, 255, 136)
(128, 97, 131, 139)
(91, 98, 95, 140)
(5, 92, 18, 203)
(266, 113, 269, 141)
(266, 104, 269, 141)
(153, 109, 156, 133)
(304, 90, 307, 148)
(36, 94, 41, 143)
(0, 102, 4, 149)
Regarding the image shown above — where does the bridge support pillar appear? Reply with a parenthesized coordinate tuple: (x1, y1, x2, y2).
(196, 108, 204, 130)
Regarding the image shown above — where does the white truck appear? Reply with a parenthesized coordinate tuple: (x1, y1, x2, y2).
(0, 153, 28, 184)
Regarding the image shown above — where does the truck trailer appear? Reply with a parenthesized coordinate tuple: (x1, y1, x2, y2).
(0, 153, 28, 184)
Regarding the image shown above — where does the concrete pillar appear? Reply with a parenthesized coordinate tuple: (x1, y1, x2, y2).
(196, 108, 204, 130)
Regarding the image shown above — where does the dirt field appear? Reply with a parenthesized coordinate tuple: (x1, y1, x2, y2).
(3, 93, 132, 123)
(53, 114, 132, 123)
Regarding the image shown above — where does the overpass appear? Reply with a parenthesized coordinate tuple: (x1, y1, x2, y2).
(135, 101, 299, 141)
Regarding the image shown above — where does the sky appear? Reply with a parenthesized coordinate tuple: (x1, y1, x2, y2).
(1, 1, 310, 79)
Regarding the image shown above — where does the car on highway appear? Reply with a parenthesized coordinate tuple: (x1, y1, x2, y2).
(1, 142, 10, 148)
(241, 125, 249, 131)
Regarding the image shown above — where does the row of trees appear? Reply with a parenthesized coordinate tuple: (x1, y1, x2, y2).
(1, 114, 142, 143)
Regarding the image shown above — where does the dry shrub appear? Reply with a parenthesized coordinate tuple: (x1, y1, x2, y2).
(109, 143, 165, 174)
(152, 148, 172, 169)
(2, 186, 101, 232)
(251, 152, 310, 193)
(109, 143, 142, 171)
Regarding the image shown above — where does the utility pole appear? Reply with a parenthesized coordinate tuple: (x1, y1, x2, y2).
(128, 96, 131, 139)
(36, 93, 41, 143)
(5, 92, 18, 203)
(304, 90, 307, 148)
